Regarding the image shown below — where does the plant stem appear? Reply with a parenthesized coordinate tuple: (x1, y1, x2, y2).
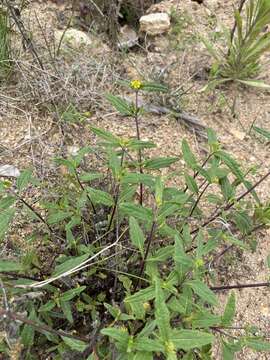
(191, 168, 270, 235)
(134, 90, 143, 205)
(74, 169, 96, 214)
(211, 282, 270, 291)
(0, 307, 89, 342)
(17, 195, 53, 233)
(134, 221, 156, 291)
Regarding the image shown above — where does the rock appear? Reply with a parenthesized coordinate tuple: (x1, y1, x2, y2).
(139, 13, 171, 36)
(55, 28, 93, 50)
(118, 25, 138, 49)
(0, 165, 20, 178)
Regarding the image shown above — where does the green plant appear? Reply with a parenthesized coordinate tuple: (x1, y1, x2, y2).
(1, 81, 270, 359)
(0, 7, 11, 79)
(202, 0, 270, 89)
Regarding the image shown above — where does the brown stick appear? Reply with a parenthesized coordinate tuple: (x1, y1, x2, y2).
(0, 307, 89, 342)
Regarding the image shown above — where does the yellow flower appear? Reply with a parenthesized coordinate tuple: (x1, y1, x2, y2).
(130, 79, 143, 90)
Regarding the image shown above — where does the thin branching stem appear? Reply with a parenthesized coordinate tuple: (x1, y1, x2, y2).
(134, 90, 143, 205)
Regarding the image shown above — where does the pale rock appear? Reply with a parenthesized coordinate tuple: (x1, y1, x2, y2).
(0, 165, 20, 178)
(230, 128, 246, 141)
(55, 28, 93, 50)
(139, 13, 171, 36)
(67, 145, 80, 156)
(118, 25, 138, 49)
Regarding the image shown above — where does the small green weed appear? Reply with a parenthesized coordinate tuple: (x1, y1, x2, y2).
(202, 0, 270, 89)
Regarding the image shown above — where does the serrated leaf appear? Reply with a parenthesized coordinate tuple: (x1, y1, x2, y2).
(121, 173, 155, 188)
(61, 336, 87, 352)
(91, 126, 121, 145)
(221, 293, 236, 327)
(101, 327, 129, 350)
(129, 217, 145, 256)
(144, 157, 179, 170)
(186, 279, 218, 306)
(171, 329, 214, 350)
(106, 94, 133, 116)
(120, 203, 153, 222)
(87, 187, 114, 206)
(125, 286, 155, 305)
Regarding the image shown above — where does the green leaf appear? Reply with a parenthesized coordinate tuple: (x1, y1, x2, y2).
(127, 139, 156, 150)
(0, 208, 15, 240)
(61, 336, 87, 352)
(60, 286, 86, 302)
(135, 337, 164, 352)
(53, 254, 89, 277)
(21, 309, 36, 347)
(125, 286, 155, 306)
(60, 300, 73, 323)
(0, 195, 16, 209)
(171, 329, 214, 350)
(120, 203, 153, 222)
(182, 139, 197, 170)
(237, 79, 270, 89)
(215, 151, 244, 182)
(144, 157, 179, 170)
(232, 210, 252, 235)
(267, 254, 270, 268)
(184, 173, 199, 193)
(0, 260, 22, 272)
(87, 187, 114, 206)
(154, 278, 171, 342)
(191, 312, 221, 328)
(253, 125, 270, 140)
(16, 169, 32, 192)
(221, 293, 236, 327)
(174, 235, 193, 280)
(133, 352, 153, 360)
(91, 126, 121, 145)
(79, 172, 102, 182)
(245, 338, 270, 351)
(39, 300, 56, 312)
(121, 173, 155, 188)
(222, 340, 242, 360)
(47, 211, 71, 225)
(129, 217, 145, 256)
(186, 279, 218, 306)
(101, 327, 129, 351)
(106, 94, 133, 116)
(141, 82, 168, 93)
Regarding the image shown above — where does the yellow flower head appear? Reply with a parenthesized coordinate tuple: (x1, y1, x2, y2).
(130, 79, 143, 90)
